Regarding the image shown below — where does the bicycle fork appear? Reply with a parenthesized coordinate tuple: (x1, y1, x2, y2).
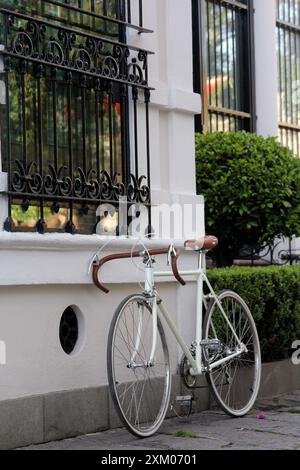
(129, 265, 158, 369)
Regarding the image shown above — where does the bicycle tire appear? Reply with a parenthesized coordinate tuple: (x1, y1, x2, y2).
(203, 290, 261, 417)
(107, 294, 171, 438)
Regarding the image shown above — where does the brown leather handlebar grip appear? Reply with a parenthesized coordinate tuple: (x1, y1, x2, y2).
(92, 247, 186, 293)
(92, 251, 142, 293)
(171, 249, 186, 286)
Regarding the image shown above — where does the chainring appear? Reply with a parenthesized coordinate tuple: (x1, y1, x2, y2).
(179, 354, 197, 389)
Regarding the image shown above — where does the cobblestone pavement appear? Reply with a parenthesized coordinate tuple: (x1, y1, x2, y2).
(23, 391, 300, 450)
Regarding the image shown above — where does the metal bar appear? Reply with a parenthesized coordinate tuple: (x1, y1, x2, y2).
(115, 0, 121, 19)
(225, 3, 231, 110)
(43, 0, 153, 33)
(198, 0, 209, 132)
(20, 60, 27, 169)
(80, 75, 87, 177)
(284, 24, 290, 124)
(66, 70, 75, 233)
(248, 0, 256, 132)
(94, 78, 101, 181)
(51, 68, 58, 172)
(293, 22, 298, 128)
(204, 0, 212, 132)
(279, 121, 300, 131)
(2, 51, 153, 91)
(213, 1, 218, 108)
(213, 0, 248, 10)
(0, 9, 154, 54)
(296, 23, 300, 130)
(139, 0, 143, 28)
(36, 63, 45, 233)
(103, 0, 108, 16)
(277, 19, 300, 33)
(289, 23, 293, 125)
(278, 21, 283, 124)
(100, 92, 105, 173)
(219, 3, 225, 107)
(145, 88, 151, 234)
(209, 348, 246, 371)
(120, 83, 128, 184)
(231, 7, 237, 111)
(113, 97, 117, 174)
(4, 191, 151, 206)
(208, 104, 251, 118)
(132, 86, 139, 179)
(3, 56, 13, 230)
(127, 0, 131, 24)
(107, 82, 114, 178)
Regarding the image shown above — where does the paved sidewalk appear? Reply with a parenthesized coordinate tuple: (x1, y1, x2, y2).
(23, 391, 300, 450)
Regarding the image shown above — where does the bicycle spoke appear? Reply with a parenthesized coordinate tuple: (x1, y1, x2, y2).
(108, 295, 170, 437)
(205, 291, 261, 416)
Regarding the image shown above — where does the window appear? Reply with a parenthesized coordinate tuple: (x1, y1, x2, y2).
(193, 0, 255, 133)
(277, 0, 300, 156)
(0, 0, 152, 234)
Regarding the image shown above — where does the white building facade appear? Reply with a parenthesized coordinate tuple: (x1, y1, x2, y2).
(0, 0, 298, 448)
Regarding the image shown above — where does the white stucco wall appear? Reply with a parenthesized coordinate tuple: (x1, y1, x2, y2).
(0, 282, 183, 401)
(0, 0, 285, 403)
(0, 0, 204, 400)
(253, 0, 279, 137)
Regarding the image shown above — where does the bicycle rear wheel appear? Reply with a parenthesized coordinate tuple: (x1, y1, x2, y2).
(203, 290, 261, 417)
(107, 294, 171, 438)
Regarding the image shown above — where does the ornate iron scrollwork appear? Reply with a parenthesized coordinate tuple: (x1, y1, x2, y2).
(1, 6, 152, 235)
(10, 162, 150, 205)
(4, 11, 150, 88)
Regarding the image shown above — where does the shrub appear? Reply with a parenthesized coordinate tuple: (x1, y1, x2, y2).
(207, 265, 300, 362)
(195, 132, 300, 266)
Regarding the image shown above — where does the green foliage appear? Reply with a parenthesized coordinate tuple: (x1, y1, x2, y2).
(208, 265, 300, 362)
(287, 408, 300, 414)
(174, 430, 197, 438)
(196, 132, 300, 266)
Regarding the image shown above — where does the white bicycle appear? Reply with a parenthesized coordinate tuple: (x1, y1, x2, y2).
(92, 236, 261, 438)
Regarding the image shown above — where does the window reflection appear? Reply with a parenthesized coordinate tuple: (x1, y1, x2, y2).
(277, 0, 300, 155)
(0, 1, 125, 233)
(204, 0, 251, 132)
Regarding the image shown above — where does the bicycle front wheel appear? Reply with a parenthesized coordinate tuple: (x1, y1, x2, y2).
(107, 294, 171, 438)
(203, 290, 261, 417)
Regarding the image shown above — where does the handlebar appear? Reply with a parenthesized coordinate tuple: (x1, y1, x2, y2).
(92, 247, 186, 294)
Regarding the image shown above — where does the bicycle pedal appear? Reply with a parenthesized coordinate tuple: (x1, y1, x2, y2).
(175, 395, 193, 404)
(171, 395, 193, 418)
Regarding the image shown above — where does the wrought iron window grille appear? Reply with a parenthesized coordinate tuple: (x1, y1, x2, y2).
(277, 0, 300, 156)
(193, 0, 255, 133)
(45, 0, 152, 34)
(0, 1, 153, 235)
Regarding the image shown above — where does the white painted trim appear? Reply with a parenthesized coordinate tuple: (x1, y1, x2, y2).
(151, 82, 201, 115)
(0, 232, 200, 286)
(0, 232, 186, 252)
(253, 0, 278, 137)
(0, 172, 7, 191)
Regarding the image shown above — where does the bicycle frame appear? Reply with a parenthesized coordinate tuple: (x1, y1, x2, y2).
(142, 251, 246, 376)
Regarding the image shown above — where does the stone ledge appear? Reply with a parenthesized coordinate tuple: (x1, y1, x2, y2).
(1, 359, 298, 449)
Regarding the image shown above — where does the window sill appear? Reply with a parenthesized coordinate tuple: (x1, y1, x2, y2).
(0, 232, 198, 287)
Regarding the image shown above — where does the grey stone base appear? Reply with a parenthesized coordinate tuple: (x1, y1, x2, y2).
(1, 359, 300, 449)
